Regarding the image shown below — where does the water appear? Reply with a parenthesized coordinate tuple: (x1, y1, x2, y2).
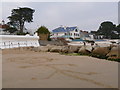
(72, 39, 106, 42)
(72, 39, 84, 41)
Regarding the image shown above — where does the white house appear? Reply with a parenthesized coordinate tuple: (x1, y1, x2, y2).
(51, 26, 80, 39)
(51, 26, 92, 40)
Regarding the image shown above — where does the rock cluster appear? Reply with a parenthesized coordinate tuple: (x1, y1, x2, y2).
(21, 44, 120, 61)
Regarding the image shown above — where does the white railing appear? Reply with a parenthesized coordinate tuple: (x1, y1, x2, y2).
(0, 35, 40, 49)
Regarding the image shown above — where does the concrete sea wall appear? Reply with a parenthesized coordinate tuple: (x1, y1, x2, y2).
(0, 35, 40, 49)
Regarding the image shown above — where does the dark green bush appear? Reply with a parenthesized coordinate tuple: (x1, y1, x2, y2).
(36, 26, 50, 34)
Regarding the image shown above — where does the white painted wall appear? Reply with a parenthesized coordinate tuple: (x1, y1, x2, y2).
(0, 35, 40, 49)
(70, 29, 80, 39)
(51, 32, 65, 38)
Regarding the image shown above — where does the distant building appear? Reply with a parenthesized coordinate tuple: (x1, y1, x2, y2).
(0, 20, 10, 35)
(80, 30, 91, 40)
(90, 31, 104, 39)
(51, 26, 80, 39)
(50, 26, 91, 40)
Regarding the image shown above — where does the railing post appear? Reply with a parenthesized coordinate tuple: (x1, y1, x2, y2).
(11, 42, 13, 48)
(18, 42, 20, 50)
(4, 42, 6, 49)
(26, 41, 27, 47)
(9, 41, 10, 49)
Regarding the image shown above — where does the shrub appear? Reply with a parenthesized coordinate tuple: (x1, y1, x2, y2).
(36, 26, 50, 34)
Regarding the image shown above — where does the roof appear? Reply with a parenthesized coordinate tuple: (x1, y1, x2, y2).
(0, 24, 9, 29)
(52, 26, 77, 33)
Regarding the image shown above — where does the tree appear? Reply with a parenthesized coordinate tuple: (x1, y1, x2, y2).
(36, 26, 50, 40)
(97, 21, 116, 39)
(116, 24, 120, 33)
(8, 7, 35, 33)
(4, 27, 18, 34)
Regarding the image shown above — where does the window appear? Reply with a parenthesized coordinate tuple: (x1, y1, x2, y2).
(75, 29, 78, 32)
(64, 33, 67, 35)
(74, 33, 75, 36)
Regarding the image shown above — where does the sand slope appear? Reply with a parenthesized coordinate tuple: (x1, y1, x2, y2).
(2, 49, 118, 88)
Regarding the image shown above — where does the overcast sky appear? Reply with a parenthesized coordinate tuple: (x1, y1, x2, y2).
(1, 2, 118, 32)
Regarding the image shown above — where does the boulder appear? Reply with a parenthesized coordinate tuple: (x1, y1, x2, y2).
(39, 46, 49, 52)
(107, 45, 120, 59)
(32, 47, 38, 52)
(61, 46, 69, 53)
(50, 46, 63, 53)
(78, 46, 91, 55)
(46, 44, 55, 51)
(68, 45, 81, 53)
(91, 47, 110, 58)
(92, 43, 100, 49)
(85, 45, 93, 52)
(32, 46, 49, 52)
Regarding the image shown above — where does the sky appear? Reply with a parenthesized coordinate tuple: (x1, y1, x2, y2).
(1, 1, 118, 33)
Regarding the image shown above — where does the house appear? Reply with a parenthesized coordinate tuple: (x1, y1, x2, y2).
(90, 31, 104, 39)
(0, 20, 10, 35)
(79, 30, 91, 40)
(51, 26, 92, 40)
(51, 26, 80, 39)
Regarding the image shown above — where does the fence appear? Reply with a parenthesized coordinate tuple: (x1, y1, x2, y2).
(0, 35, 40, 49)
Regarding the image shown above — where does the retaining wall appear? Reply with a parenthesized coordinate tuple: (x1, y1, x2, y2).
(0, 35, 40, 49)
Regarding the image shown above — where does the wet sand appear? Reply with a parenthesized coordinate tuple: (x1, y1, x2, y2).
(2, 49, 118, 88)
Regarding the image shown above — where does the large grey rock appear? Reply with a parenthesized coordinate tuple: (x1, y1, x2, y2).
(85, 45, 93, 52)
(68, 45, 81, 53)
(92, 44, 100, 49)
(46, 44, 55, 51)
(78, 46, 90, 55)
(39, 46, 49, 52)
(61, 46, 69, 53)
(50, 46, 63, 52)
(92, 47, 110, 56)
(33, 47, 40, 52)
(107, 45, 120, 59)
(33, 46, 49, 52)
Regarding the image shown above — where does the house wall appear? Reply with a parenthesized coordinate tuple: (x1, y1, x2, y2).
(89, 34, 94, 40)
(69, 28, 80, 39)
(52, 32, 65, 37)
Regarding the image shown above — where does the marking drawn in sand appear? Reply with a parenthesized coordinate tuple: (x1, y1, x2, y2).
(7, 55, 112, 88)
(42, 65, 112, 88)
(31, 77, 37, 80)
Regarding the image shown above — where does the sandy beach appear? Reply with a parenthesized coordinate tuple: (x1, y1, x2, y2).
(2, 49, 118, 88)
